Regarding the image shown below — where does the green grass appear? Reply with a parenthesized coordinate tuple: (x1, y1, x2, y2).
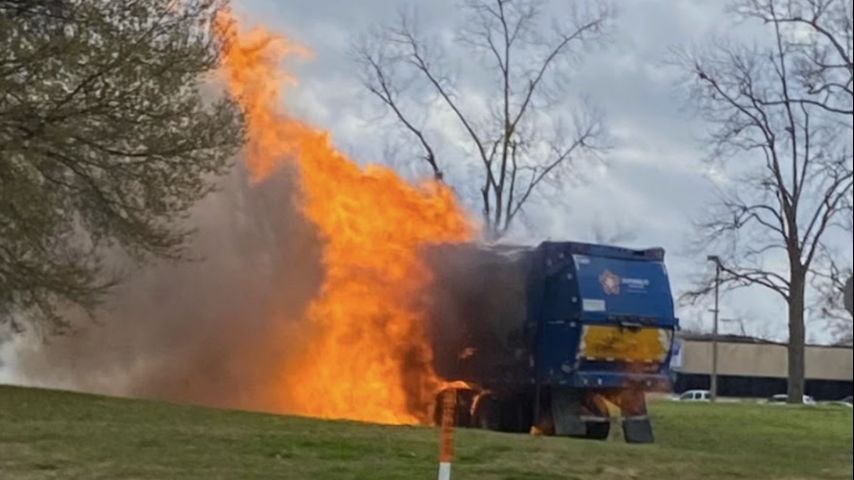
(0, 385, 851, 479)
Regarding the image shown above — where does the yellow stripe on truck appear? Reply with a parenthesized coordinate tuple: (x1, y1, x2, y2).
(579, 325, 671, 363)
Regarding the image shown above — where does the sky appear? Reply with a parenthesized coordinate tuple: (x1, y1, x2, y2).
(233, 0, 848, 343)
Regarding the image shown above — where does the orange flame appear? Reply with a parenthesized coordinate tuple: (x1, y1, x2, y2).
(215, 12, 474, 424)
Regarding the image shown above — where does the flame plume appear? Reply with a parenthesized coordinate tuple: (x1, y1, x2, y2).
(215, 13, 474, 424)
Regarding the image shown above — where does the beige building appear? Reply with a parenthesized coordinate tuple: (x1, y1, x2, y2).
(672, 334, 853, 400)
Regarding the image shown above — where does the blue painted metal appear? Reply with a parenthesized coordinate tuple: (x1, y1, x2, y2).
(525, 241, 679, 388)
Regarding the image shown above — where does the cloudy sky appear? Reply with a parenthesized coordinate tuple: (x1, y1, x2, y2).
(234, 0, 847, 342)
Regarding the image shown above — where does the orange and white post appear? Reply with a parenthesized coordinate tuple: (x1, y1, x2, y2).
(437, 390, 456, 480)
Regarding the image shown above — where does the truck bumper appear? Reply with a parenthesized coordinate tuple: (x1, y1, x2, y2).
(553, 371, 671, 391)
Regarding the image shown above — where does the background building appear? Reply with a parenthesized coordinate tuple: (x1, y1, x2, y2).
(672, 333, 853, 400)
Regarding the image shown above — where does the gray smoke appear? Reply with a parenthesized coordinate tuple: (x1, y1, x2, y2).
(5, 162, 323, 412)
(424, 244, 532, 383)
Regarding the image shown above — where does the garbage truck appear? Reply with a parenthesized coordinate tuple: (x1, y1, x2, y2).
(426, 241, 679, 443)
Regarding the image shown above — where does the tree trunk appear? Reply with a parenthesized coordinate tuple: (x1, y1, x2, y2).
(786, 271, 806, 404)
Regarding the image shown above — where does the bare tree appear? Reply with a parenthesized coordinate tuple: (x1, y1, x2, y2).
(678, 0, 853, 403)
(810, 245, 853, 344)
(816, 272, 853, 345)
(732, 0, 853, 115)
(355, 0, 613, 239)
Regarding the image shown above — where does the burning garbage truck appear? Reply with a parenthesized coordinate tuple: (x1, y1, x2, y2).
(426, 241, 679, 443)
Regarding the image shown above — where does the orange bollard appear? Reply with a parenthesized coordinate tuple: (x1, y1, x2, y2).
(437, 390, 456, 480)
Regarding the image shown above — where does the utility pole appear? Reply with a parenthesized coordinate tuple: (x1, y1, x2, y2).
(707, 255, 721, 403)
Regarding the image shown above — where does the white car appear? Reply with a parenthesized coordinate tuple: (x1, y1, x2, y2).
(767, 394, 816, 405)
(675, 389, 711, 401)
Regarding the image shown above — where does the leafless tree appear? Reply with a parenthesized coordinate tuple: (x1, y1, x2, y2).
(810, 243, 853, 344)
(732, 0, 853, 115)
(678, 0, 853, 403)
(355, 0, 614, 239)
(814, 268, 853, 344)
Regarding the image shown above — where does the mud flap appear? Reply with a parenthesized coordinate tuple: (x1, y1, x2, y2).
(622, 416, 654, 443)
(550, 389, 586, 436)
(617, 389, 654, 443)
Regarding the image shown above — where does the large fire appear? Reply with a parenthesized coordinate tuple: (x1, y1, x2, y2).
(215, 13, 474, 424)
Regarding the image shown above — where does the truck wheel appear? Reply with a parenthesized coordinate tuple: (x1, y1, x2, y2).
(473, 396, 500, 431)
(433, 388, 477, 427)
(500, 398, 532, 433)
(433, 392, 443, 426)
(585, 421, 610, 440)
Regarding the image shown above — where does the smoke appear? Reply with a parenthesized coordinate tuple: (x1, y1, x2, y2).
(423, 244, 532, 383)
(0, 160, 538, 415)
(5, 162, 324, 412)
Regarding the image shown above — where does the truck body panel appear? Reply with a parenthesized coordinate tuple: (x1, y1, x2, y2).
(428, 241, 677, 388)
(427, 240, 679, 442)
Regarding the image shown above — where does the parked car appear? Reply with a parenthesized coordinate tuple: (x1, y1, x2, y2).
(766, 394, 816, 405)
(675, 389, 711, 401)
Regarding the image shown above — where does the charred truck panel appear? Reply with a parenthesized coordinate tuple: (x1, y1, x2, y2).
(427, 241, 678, 443)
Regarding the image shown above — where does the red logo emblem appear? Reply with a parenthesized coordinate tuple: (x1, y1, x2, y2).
(599, 270, 621, 295)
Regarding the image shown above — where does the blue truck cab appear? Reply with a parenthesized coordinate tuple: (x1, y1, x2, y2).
(428, 241, 679, 443)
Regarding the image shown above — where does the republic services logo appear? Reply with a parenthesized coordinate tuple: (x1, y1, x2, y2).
(599, 269, 621, 295)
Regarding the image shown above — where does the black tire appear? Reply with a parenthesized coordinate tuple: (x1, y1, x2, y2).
(500, 397, 532, 433)
(433, 393, 443, 426)
(473, 394, 533, 433)
(472, 395, 500, 431)
(434, 389, 476, 428)
(585, 421, 610, 440)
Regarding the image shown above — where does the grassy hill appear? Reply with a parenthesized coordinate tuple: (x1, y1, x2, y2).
(1, 385, 851, 479)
